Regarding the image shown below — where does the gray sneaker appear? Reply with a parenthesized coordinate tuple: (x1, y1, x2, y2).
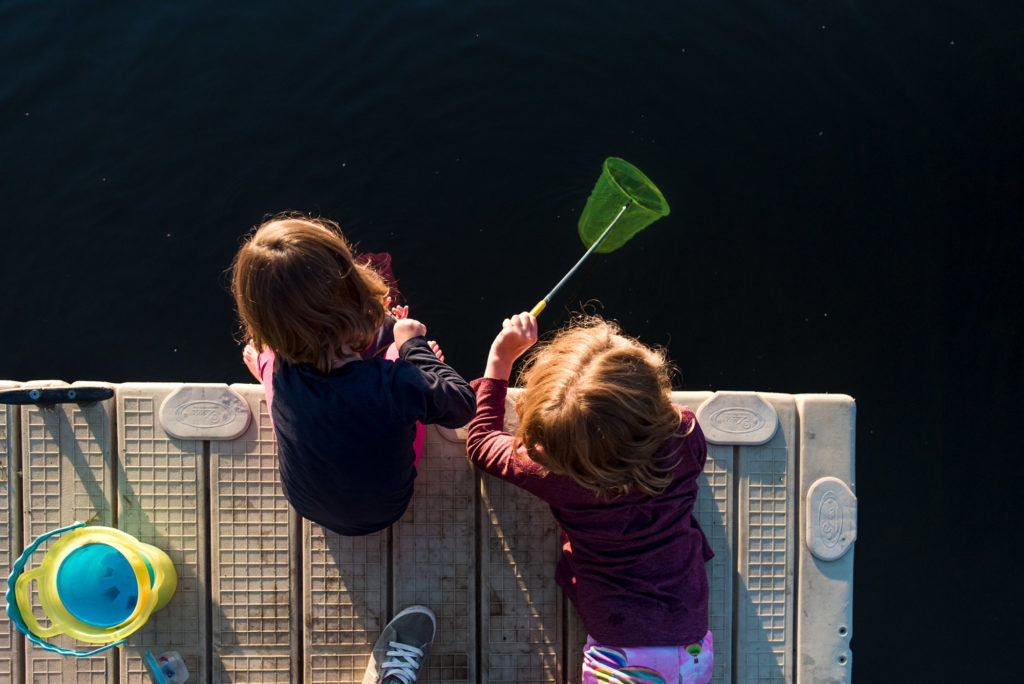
(361, 605, 437, 684)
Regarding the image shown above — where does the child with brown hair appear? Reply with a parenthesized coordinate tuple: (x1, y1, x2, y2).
(467, 312, 714, 683)
(230, 213, 475, 537)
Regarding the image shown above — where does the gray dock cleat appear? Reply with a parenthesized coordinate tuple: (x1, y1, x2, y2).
(361, 605, 437, 684)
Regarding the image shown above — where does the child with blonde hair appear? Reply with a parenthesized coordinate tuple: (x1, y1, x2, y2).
(467, 312, 714, 683)
(230, 213, 475, 537)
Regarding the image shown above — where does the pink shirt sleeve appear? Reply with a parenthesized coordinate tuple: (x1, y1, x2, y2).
(257, 346, 276, 422)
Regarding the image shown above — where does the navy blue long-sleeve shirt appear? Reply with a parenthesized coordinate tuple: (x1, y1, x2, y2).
(266, 336, 475, 535)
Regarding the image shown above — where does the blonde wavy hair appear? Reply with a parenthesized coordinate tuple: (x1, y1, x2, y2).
(514, 316, 690, 498)
(230, 213, 390, 373)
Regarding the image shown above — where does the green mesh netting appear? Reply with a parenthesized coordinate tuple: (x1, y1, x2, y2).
(577, 157, 670, 253)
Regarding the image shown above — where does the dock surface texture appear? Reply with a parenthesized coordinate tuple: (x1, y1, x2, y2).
(0, 381, 855, 683)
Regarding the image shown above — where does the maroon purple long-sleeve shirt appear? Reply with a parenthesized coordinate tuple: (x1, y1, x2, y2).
(466, 377, 713, 647)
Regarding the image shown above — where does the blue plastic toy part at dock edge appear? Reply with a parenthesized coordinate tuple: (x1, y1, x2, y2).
(146, 650, 190, 683)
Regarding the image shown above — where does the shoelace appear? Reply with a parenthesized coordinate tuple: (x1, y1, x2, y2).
(378, 641, 425, 684)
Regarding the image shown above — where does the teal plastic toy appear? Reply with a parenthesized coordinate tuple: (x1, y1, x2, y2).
(5, 522, 177, 656)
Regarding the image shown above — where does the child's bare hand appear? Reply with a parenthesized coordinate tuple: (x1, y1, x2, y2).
(486, 312, 537, 380)
(394, 317, 427, 350)
(492, 312, 538, 360)
(386, 296, 409, 320)
(243, 341, 262, 383)
(428, 340, 445, 362)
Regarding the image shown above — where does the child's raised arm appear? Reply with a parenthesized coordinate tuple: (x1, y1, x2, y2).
(485, 312, 538, 381)
(468, 312, 547, 489)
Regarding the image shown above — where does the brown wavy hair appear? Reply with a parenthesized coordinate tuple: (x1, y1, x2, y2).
(514, 316, 690, 497)
(230, 213, 390, 373)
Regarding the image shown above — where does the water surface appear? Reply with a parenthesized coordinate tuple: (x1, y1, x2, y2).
(3, 1, 1022, 679)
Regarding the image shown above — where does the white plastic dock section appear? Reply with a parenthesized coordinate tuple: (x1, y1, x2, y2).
(0, 381, 856, 683)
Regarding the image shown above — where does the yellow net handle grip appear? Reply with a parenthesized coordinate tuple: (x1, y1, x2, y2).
(529, 300, 547, 317)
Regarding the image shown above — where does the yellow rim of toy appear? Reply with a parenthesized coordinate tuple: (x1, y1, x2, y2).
(14, 528, 163, 644)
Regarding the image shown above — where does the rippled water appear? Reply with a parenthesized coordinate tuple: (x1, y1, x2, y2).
(3, 1, 1022, 679)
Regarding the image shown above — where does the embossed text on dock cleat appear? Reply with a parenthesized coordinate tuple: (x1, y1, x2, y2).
(175, 401, 236, 428)
(709, 407, 765, 433)
(817, 490, 844, 548)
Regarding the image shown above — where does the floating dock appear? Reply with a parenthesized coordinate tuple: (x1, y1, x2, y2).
(0, 381, 855, 683)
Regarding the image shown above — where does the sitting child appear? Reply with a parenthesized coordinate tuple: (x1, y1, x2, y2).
(466, 312, 714, 683)
(230, 213, 476, 536)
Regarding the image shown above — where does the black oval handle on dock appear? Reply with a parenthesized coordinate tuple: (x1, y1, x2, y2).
(0, 386, 114, 405)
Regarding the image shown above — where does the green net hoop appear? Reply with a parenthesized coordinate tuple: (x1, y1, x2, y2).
(577, 157, 670, 253)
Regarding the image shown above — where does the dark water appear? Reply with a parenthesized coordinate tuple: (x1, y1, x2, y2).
(3, 1, 1022, 679)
